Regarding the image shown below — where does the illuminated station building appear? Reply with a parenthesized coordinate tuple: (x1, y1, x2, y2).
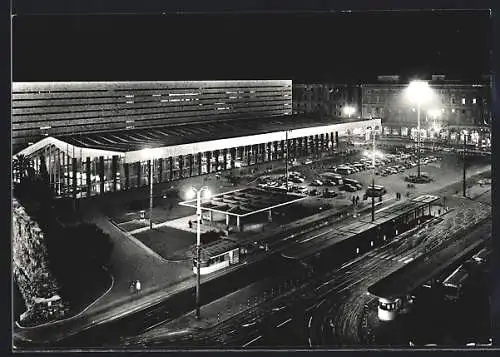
(12, 80, 380, 198)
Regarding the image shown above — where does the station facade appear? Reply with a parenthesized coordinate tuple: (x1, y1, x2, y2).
(14, 115, 381, 199)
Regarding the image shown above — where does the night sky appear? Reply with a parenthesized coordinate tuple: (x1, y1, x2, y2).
(13, 10, 492, 83)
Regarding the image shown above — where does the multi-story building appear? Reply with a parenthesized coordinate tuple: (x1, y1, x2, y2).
(292, 83, 362, 118)
(361, 75, 492, 146)
(12, 80, 293, 153)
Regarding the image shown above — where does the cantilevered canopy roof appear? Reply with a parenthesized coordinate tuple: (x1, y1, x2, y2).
(179, 187, 307, 218)
(15, 114, 381, 164)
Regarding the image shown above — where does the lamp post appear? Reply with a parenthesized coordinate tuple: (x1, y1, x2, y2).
(187, 186, 211, 319)
(149, 159, 154, 230)
(462, 131, 468, 197)
(284, 129, 293, 192)
(371, 125, 376, 222)
(407, 80, 433, 179)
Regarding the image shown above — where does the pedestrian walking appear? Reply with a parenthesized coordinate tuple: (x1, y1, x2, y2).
(129, 280, 136, 293)
(135, 280, 141, 294)
(188, 220, 193, 229)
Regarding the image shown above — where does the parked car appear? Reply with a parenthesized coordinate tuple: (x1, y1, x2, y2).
(311, 179, 324, 186)
(308, 189, 319, 196)
(298, 186, 309, 194)
(336, 166, 353, 175)
(344, 178, 363, 190)
(322, 189, 338, 198)
(343, 184, 357, 192)
(322, 179, 336, 186)
(366, 185, 387, 197)
(290, 176, 305, 183)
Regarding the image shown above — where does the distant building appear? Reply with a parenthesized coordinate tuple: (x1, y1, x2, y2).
(292, 83, 362, 118)
(361, 75, 492, 146)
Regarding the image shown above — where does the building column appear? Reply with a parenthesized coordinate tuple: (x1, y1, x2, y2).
(223, 149, 228, 170)
(124, 162, 130, 190)
(268, 210, 272, 222)
(267, 142, 272, 161)
(112, 155, 118, 192)
(273, 141, 278, 160)
(226, 214, 230, 228)
(335, 131, 339, 148)
(64, 152, 70, 190)
(206, 151, 212, 173)
(236, 216, 241, 232)
(169, 157, 174, 180)
(246, 146, 252, 166)
(99, 156, 105, 195)
(178, 155, 184, 178)
(230, 148, 236, 169)
(214, 150, 220, 171)
(304, 137, 309, 156)
(72, 158, 78, 199)
(189, 154, 193, 177)
(86, 157, 91, 196)
(320, 134, 325, 153)
(209, 210, 213, 222)
(137, 161, 142, 187)
(158, 158, 163, 182)
(197, 152, 202, 174)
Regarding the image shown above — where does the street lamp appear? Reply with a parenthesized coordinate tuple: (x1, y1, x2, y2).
(284, 130, 292, 192)
(343, 105, 356, 119)
(186, 186, 211, 319)
(406, 80, 434, 178)
(370, 125, 376, 222)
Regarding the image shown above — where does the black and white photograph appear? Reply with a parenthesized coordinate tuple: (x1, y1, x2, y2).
(11, 4, 496, 351)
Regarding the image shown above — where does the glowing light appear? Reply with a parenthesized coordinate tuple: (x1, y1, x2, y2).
(343, 105, 356, 117)
(406, 80, 433, 105)
(185, 188, 196, 200)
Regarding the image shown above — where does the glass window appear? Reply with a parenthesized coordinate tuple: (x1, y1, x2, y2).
(462, 98, 466, 105)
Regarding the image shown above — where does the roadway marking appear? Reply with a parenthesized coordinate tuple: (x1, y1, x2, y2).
(276, 318, 292, 328)
(308, 316, 313, 328)
(308, 337, 312, 347)
(298, 229, 332, 244)
(243, 335, 262, 347)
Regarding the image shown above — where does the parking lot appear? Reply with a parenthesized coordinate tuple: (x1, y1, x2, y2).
(251, 147, 491, 207)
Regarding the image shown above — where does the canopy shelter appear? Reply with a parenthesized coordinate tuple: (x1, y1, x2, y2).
(179, 187, 307, 231)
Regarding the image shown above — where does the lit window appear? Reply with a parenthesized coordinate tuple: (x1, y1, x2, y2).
(462, 98, 466, 105)
(473, 98, 477, 104)
(126, 101, 134, 104)
(452, 108, 455, 113)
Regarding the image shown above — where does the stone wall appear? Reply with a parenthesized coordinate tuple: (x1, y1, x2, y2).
(12, 199, 69, 327)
